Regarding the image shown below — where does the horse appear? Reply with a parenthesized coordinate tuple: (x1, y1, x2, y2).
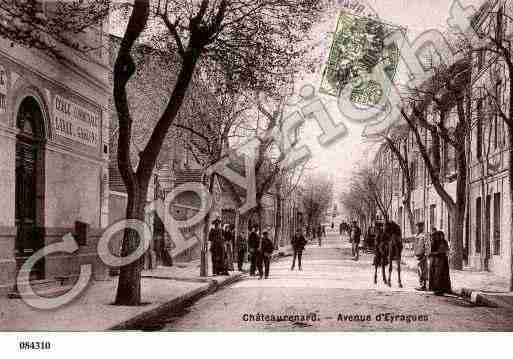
(373, 224, 388, 285)
(385, 221, 403, 288)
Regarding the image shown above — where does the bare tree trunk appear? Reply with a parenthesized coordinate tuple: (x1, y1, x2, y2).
(200, 173, 216, 277)
(114, 184, 148, 306)
(450, 146, 467, 270)
(274, 193, 282, 249)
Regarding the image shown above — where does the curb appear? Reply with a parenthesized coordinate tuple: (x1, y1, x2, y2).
(109, 273, 243, 330)
(456, 287, 513, 309)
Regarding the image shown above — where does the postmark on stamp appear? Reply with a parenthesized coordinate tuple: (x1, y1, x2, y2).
(320, 11, 403, 106)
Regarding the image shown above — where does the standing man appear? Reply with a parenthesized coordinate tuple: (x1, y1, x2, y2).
(259, 231, 274, 279)
(350, 221, 361, 261)
(414, 221, 429, 291)
(247, 226, 260, 276)
(208, 218, 227, 276)
(317, 224, 323, 247)
(291, 227, 307, 270)
(236, 230, 247, 272)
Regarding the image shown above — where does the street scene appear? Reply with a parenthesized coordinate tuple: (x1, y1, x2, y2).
(151, 232, 513, 332)
(2, 0, 513, 348)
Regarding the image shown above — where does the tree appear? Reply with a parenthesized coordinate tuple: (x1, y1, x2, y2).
(339, 175, 376, 230)
(356, 164, 392, 223)
(0, 0, 109, 59)
(112, 0, 323, 305)
(380, 125, 416, 235)
(170, 74, 252, 276)
(399, 58, 471, 270)
(300, 173, 334, 229)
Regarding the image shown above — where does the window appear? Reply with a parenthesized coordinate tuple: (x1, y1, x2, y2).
(429, 204, 437, 231)
(485, 194, 491, 258)
(493, 192, 501, 255)
(476, 99, 483, 159)
(475, 197, 482, 254)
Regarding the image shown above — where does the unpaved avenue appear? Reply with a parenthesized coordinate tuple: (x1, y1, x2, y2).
(153, 232, 513, 331)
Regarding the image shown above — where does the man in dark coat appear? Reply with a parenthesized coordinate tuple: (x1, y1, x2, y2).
(258, 231, 274, 279)
(236, 230, 247, 272)
(209, 218, 227, 275)
(317, 225, 323, 247)
(350, 221, 361, 260)
(291, 227, 307, 270)
(247, 226, 260, 276)
(414, 222, 429, 291)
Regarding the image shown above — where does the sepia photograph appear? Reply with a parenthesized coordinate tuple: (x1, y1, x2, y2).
(0, 0, 512, 356)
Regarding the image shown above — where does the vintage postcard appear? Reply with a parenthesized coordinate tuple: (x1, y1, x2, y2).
(0, 1, 513, 356)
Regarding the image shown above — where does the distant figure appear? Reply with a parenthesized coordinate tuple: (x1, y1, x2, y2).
(236, 230, 247, 272)
(209, 218, 228, 276)
(350, 221, 361, 260)
(291, 228, 307, 271)
(317, 225, 323, 247)
(258, 231, 274, 279)
(428, 230, 452, 295)
(331, 222, 334, 230)
(339, 222, 343, 236)
(247, 226, 260, 276)
(414, 222, 428, 291)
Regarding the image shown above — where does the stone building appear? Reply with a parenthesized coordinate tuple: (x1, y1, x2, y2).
(0, 11, 110, 293)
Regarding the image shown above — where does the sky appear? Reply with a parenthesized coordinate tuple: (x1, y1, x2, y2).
(295, 0, 486, 199)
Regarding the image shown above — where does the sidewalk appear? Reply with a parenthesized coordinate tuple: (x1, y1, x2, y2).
(0, 245, 292, 331)
(0, 259, 240, 331)
(401, 254, 513, 310)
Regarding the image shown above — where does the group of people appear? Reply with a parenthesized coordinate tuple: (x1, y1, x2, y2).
(247, 226, 275, 279)
(208, 218, 240, 276)
(344, 219, 451, 295)
(413, 221, 452, 296)
(305, 224, 326, 247)
(208, 219, 275, 279)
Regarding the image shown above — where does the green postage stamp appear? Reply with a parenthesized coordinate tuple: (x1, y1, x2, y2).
(320, 11, 403, 105)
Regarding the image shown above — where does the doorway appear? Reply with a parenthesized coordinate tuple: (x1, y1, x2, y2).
(484, 194, 491, 271)
(15, 97, 45, 280)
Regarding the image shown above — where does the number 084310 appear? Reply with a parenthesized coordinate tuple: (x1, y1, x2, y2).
(19, 341, 51, 350)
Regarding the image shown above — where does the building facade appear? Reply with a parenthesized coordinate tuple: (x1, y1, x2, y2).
(376, 0, 512, 278)
(0, 12, 110, 293)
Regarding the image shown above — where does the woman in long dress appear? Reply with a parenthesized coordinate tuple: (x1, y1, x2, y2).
(428, 230, 452, 295)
